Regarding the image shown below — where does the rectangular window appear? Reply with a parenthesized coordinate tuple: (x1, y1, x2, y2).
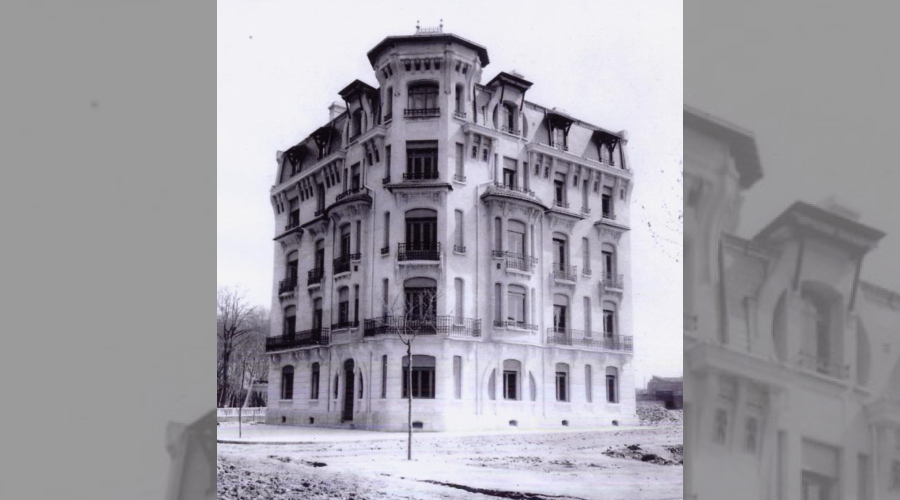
(310, 365, 320, 400)
(554, 174, 566, 206)
(455, 143, 464, 177)
(714, 408, 728, 444)
(383, 212, 390, 249)
(381, 355, 388, 399)
(494, 284, 502, 323)
(355, 221, 361, 254)
(351, 163, 361, 190)
(584, 297, 592, 334)
(606, 375, 618, 403)
(340, 225, 351, 258)
(385, 145, 391, 179)
(508, 289, 526, 325)
(402, 367, 436, 399)
(507, 226, 525, 255)
(406, 141, 439, 180)
(454, 279, 464, 322)
(453, 356, 462, 400)
(288, 198, 300, 228)
(603, 251, 614, 278)
(556, 372, 568, 402)
(745, 417, 758, 453)
(382, 279, 389, 317)
(353, 285, 360, 323)
(583, 238, 591, 272)
(553, 238, 567, 269)
(502, 157, 517, 188)
(455, 210, 464, 249)
(582, 180, 589, 211)
(602, 186, 613, 216)
(503, 371, 518, 400)
(472, 136, 481, 159)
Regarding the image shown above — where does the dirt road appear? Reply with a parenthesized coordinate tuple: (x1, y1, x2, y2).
(218, 424, 682, 499)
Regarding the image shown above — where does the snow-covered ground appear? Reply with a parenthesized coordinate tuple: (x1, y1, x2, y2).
(217, 423, 683, 499)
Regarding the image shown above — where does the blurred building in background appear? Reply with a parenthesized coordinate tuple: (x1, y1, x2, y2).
(684, 106, 900, 500)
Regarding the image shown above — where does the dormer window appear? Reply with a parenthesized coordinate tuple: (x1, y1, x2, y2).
(503, 103, 518, 135)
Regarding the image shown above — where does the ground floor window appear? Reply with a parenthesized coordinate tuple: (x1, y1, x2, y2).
(555, 363, 569, 402)
(281, 366, 294, 400)
(310, 363, 320, 400)
(503, 371, 518, 400)
(606, 367, 619, 403)
(402, 355, 436, 399)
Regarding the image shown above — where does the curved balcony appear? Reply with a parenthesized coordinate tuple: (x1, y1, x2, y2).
(551, 264, 577, 283)
(481, 183, 546, 210)
(278, 276, 298, 295)
(364, 316, 481, 338)
(307, 268, 324, 287)
(397, 242, 441, 262)
(494, 320, 539, 331)
(547, 328, 633, 353)
(265, 328, 331, 352)
(333, 255, 352, 275)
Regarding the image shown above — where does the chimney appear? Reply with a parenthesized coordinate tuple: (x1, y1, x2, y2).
(328, 102, 347, 121)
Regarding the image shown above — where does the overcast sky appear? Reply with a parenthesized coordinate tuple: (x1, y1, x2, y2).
(686, 0, 900, 292)
(218, 0, 683, 386)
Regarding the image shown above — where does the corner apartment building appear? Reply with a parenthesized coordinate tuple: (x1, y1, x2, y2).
(684, 106, 900, 499)
(265, 26, 636, 431)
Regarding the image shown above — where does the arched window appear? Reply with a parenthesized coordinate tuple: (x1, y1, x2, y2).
(606, 367, 619, 403)
(503, 360, 521, 400)
(310, 363, 320, 400)
(555, 363, 570, 402)
(281, 366, 295, 400)
(407, 81, 439, 112)
(402, 355, 436, 399)
(283, 306, 296, 337)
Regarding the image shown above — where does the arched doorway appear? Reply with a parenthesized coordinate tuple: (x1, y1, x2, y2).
(342, 359, 355, 422)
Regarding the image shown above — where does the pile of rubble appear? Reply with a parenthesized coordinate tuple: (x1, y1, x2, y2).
(602, 444, 683, 466)
(637, 405, 683, 426)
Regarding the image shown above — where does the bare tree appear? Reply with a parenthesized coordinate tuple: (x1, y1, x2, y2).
(387, 287, 443, 461)
(217, 286, 264, 407)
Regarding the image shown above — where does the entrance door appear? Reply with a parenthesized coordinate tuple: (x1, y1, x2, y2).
(342, 360, 355, 422)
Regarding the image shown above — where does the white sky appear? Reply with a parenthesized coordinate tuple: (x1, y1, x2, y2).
(217, 0, 684, 387)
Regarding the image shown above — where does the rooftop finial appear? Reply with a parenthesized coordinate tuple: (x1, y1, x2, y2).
(440, 18, 444, 31)
(415, 19, 444, 35)
(416, 20, 420, 33)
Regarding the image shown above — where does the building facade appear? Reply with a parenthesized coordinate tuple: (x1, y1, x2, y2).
(265, 27, 636, 432)
(684, 107, 900, 499)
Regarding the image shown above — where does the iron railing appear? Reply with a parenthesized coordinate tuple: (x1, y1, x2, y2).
(494, 182, 536, 197)
(265, 328, 331, 352)
(398, 242, 441, 262)
(453, 174, 467, 183)
(307, 268, 324, 286)
(501, 126, 520, 136)
(602, 274, 625, 290)
(505, 252, 537, 273)
(333, 255, 352, 274)
(335, 186, 368, 202)
(454, 245, 467, 254)
(796, 352, 850, 380)
(602, 211, 616, 221)
(554, 199, 570, 209)
(364, 316, 481, 338)
(405, 108, 440, 118)
(278, 276, 298, 295)
(402, 170, 440, 181)
(382, 176, 391, 185)
(494, 320, 539, 331)
(492, 250, 506, 259)
(454, 110, 467, 120)
(285, 218, 301, 231)
(552, 264, 577, 282)
(546, 328, 633, 353)
(331, 320, 359, 331)
(349, 252, 362, 261)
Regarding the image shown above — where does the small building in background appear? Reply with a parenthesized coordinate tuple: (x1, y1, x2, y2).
(645, 376, 683, 410)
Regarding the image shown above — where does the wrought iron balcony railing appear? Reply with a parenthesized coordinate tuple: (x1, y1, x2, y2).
(454, 245, 466, 254)
(796, 351, 850, 380)
(552, 264, 577, 282)
(278, 276, 298, 295)
(335, 186, 368, 202)
(493, 182, 536, 198)
(364, 315, 481, 338)
(454, 110, 467, 120)
(546, 328, 633, 353)
(307, 268, 324, 286)
(265, 328, 331, 352)
(494, 320, 539, 331)
(602, 211, 616, 221)
(333, 255, 352, 274)
(505, 251, 537, 273)
(405, 108, 440, 118)
(331, 320, 359, 331)
(285, 219, 301, 232)
(402, 170, 440, 181)
(553, 199, 570, 209)
(501, 126, 521, 136)
(602, 274, 625, 290)
(453, 174, 467, 183)
(349, 252, 362, 261)
(397, 242, 441, 262)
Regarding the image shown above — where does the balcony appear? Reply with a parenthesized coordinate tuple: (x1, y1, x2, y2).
(453, 110, 467, 120)
(285, 219, 301, 232)
(602, 211, 616, 221)
(454, 245, 467, 254)
(405, 108, 440, 118)
(331, 320, 360, 331)
(552, 264, 577, 283)
(553, 199, 570, 209)
(278, 276, 298, 295)
(349, 252, 362, 261)
(382, 176, 391, 185)
(602, 274, 625, 291)
(494, 320, 539, 331)
(384, 113, 392, 123)
(381, 246, 390, 256)
(402, 170, 440, 181)
(265, 328, 331, 352)
(307, 268, 324, 287)
(335, 187, 367, 203)
(581, 206, 591, 215)
(364, 316, 481, 338)
(504, 251, 537, 273)
(333, 255, 352, 275)
(796, 352, 850, 381)
(492, 250, 506, 259)
(453, 174, 467, 183)
(397, 242, 441, 262)
(501, 126, 520, 136)
(547, 328, 633, 353)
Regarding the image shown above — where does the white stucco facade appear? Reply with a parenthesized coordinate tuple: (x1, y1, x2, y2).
(265, 28, 636, 432)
